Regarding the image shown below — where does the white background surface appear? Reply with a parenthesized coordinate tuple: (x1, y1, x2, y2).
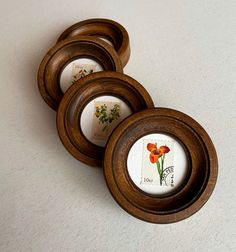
(0, 0, 235, 251)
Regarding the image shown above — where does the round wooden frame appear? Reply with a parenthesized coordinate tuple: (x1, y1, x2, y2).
(38, 36, 123, 110)
(56, 72, 154, 167)
(104, 108, 218, 223)
(57, 18, 130, 67)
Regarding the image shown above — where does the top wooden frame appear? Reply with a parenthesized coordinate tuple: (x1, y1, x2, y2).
(57, 18, 130, 67)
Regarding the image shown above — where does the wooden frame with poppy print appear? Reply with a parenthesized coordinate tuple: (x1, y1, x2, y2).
(57, 18, 130, 67)
(37, 36, 123, 110)
(103, 108, 218, 224)
(56, 71, 154, 167)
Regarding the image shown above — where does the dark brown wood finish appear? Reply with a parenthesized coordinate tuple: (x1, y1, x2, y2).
(57, 18, 130, 67)
(38, 36, 123, 110)
(56, 72, 154, 167)
(103, 108, 218, 224)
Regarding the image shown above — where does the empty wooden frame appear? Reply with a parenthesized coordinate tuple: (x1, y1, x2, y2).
(57, 18, 130, 67)
(103, 108, 218, 223)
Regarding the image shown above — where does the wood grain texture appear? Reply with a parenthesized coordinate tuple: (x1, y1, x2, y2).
(57, 18, 130, 67)
(56, 71, 154, 167)
(37, 36, 123, 110)
(103, 108, 218, 224)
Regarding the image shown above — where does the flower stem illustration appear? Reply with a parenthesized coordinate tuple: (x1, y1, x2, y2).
(94, 104, 120, 131)
(147, 143, 170, 186)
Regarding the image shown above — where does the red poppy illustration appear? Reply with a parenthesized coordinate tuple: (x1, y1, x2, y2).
(147, 143, 170, 186)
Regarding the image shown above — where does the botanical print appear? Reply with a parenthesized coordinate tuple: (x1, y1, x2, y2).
(71, 62, 97, 84)
(91, 101, 121, 142)
(94, 104, 120, 132)
(141, 140, 174, 187)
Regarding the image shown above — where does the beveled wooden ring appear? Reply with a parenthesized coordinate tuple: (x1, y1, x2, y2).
(38, 36, 123, 110)
(56, 72, 154, 167)
(57, 18, 130, 67)
(104, 108, 218, 223)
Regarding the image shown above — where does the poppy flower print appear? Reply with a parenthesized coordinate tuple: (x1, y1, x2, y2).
(147, 143, 170, 185)
(141, 140, 174, 187)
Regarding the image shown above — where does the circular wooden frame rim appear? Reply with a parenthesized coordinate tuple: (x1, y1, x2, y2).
(38, 36, 123, 110)
(56, 71, 154, 167)
(57, 18, 130, 67)
(103, 108, 218, 223)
